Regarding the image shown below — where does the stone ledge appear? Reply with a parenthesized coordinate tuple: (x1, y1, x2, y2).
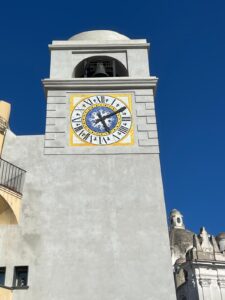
(42, 77, 158, 93)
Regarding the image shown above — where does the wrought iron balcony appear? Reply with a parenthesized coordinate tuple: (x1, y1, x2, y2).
(0, 158, 26, 195)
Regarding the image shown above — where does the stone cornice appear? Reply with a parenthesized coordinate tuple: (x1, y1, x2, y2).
(187, 260, 225, 267)
(42, 77, 158, 93)
(177, 260, 225, 271)
(49, 41, 149, 50)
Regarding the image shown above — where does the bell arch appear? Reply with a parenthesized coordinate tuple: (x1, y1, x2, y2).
(74, 56, 128, 78)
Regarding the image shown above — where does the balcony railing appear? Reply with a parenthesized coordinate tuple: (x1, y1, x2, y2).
(0, 158, 26, 195)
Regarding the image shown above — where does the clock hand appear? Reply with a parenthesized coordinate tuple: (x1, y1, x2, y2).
(95, 106, 127, 125)
(104, 106, 127, 119)
(96, 112, 111, 133)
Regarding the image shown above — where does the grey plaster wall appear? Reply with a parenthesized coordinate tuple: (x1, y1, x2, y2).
(2, 132, 175, 300)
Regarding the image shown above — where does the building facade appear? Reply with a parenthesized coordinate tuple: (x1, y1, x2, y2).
(0, 30, 176, 300)
(170, 209, 225, 300)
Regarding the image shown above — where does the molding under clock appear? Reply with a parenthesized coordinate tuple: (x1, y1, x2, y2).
(42, 77, 158, 94)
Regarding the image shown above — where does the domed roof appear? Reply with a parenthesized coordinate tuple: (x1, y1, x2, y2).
(216, 232, 225, 240)
(69, 30, 130, 41)
(170, 209, 183, 216)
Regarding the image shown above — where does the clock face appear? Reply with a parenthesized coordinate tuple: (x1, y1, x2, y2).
(70, 95, 133, 146)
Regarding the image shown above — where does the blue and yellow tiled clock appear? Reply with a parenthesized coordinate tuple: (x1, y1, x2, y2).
(70, 94, 134, 146)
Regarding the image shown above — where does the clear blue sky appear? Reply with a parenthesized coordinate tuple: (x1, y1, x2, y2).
(0, 0, 224, 235)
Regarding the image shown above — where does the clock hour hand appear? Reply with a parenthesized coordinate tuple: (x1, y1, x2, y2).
(95, 106, 127, 125)
(96, 112, 111, 133)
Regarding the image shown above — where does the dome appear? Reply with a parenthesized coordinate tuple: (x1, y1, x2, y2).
(170, 209, 183, 217)
(170, 209, 185, 230)
(69, 30, 130, 41)
(216, 232, 225, 240)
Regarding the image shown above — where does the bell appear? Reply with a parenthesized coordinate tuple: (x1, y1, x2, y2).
(92, 62, 109, 77)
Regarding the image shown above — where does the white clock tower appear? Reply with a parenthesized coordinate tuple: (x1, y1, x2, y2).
(0, 30, 176, 300)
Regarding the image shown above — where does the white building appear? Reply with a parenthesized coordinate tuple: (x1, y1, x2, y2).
(0, 30, 176, 300)
(170, 209, 225, 300)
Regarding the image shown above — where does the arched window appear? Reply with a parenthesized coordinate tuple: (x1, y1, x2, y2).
(74, 56, 128, 78)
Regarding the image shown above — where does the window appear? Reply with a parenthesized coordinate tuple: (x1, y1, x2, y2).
(177, 217, 181, 223)
(0, 267, 6, 285)
(13, 266, 28, 288)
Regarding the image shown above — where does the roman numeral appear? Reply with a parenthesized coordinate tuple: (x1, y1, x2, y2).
(84, 99, 93, 106)
(122, 117, 131, 122)
(113, 134, 120, 140)
(96, 96, 105, 103)
(74, 125, 83, 132)
(83, 133, 90, 141)
(98, 136, 108, 144)
(102, 137, 108, 144)
(111, 98, 116, 105)
(118, 126, 128, 135)
(72, 117, 81, 122)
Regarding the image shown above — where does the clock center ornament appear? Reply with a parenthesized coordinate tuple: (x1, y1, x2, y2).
(70, 94, 133, 146)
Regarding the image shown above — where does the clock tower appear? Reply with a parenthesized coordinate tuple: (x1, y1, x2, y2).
(41, 30, 176, 300)
(0, 30, 176, 300)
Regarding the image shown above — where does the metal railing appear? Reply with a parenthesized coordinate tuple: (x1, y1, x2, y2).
(0, 158, 26, 194)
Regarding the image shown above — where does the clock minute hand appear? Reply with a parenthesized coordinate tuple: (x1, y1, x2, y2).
(95, 106, 127, 125)
(102, 106, 127, 120)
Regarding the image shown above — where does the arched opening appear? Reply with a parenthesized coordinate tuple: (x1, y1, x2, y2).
(74, 56, 128, 78)
(0, 194, 17, 224)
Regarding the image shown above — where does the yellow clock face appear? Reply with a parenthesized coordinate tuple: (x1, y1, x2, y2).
(70, 94, 134, 146)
